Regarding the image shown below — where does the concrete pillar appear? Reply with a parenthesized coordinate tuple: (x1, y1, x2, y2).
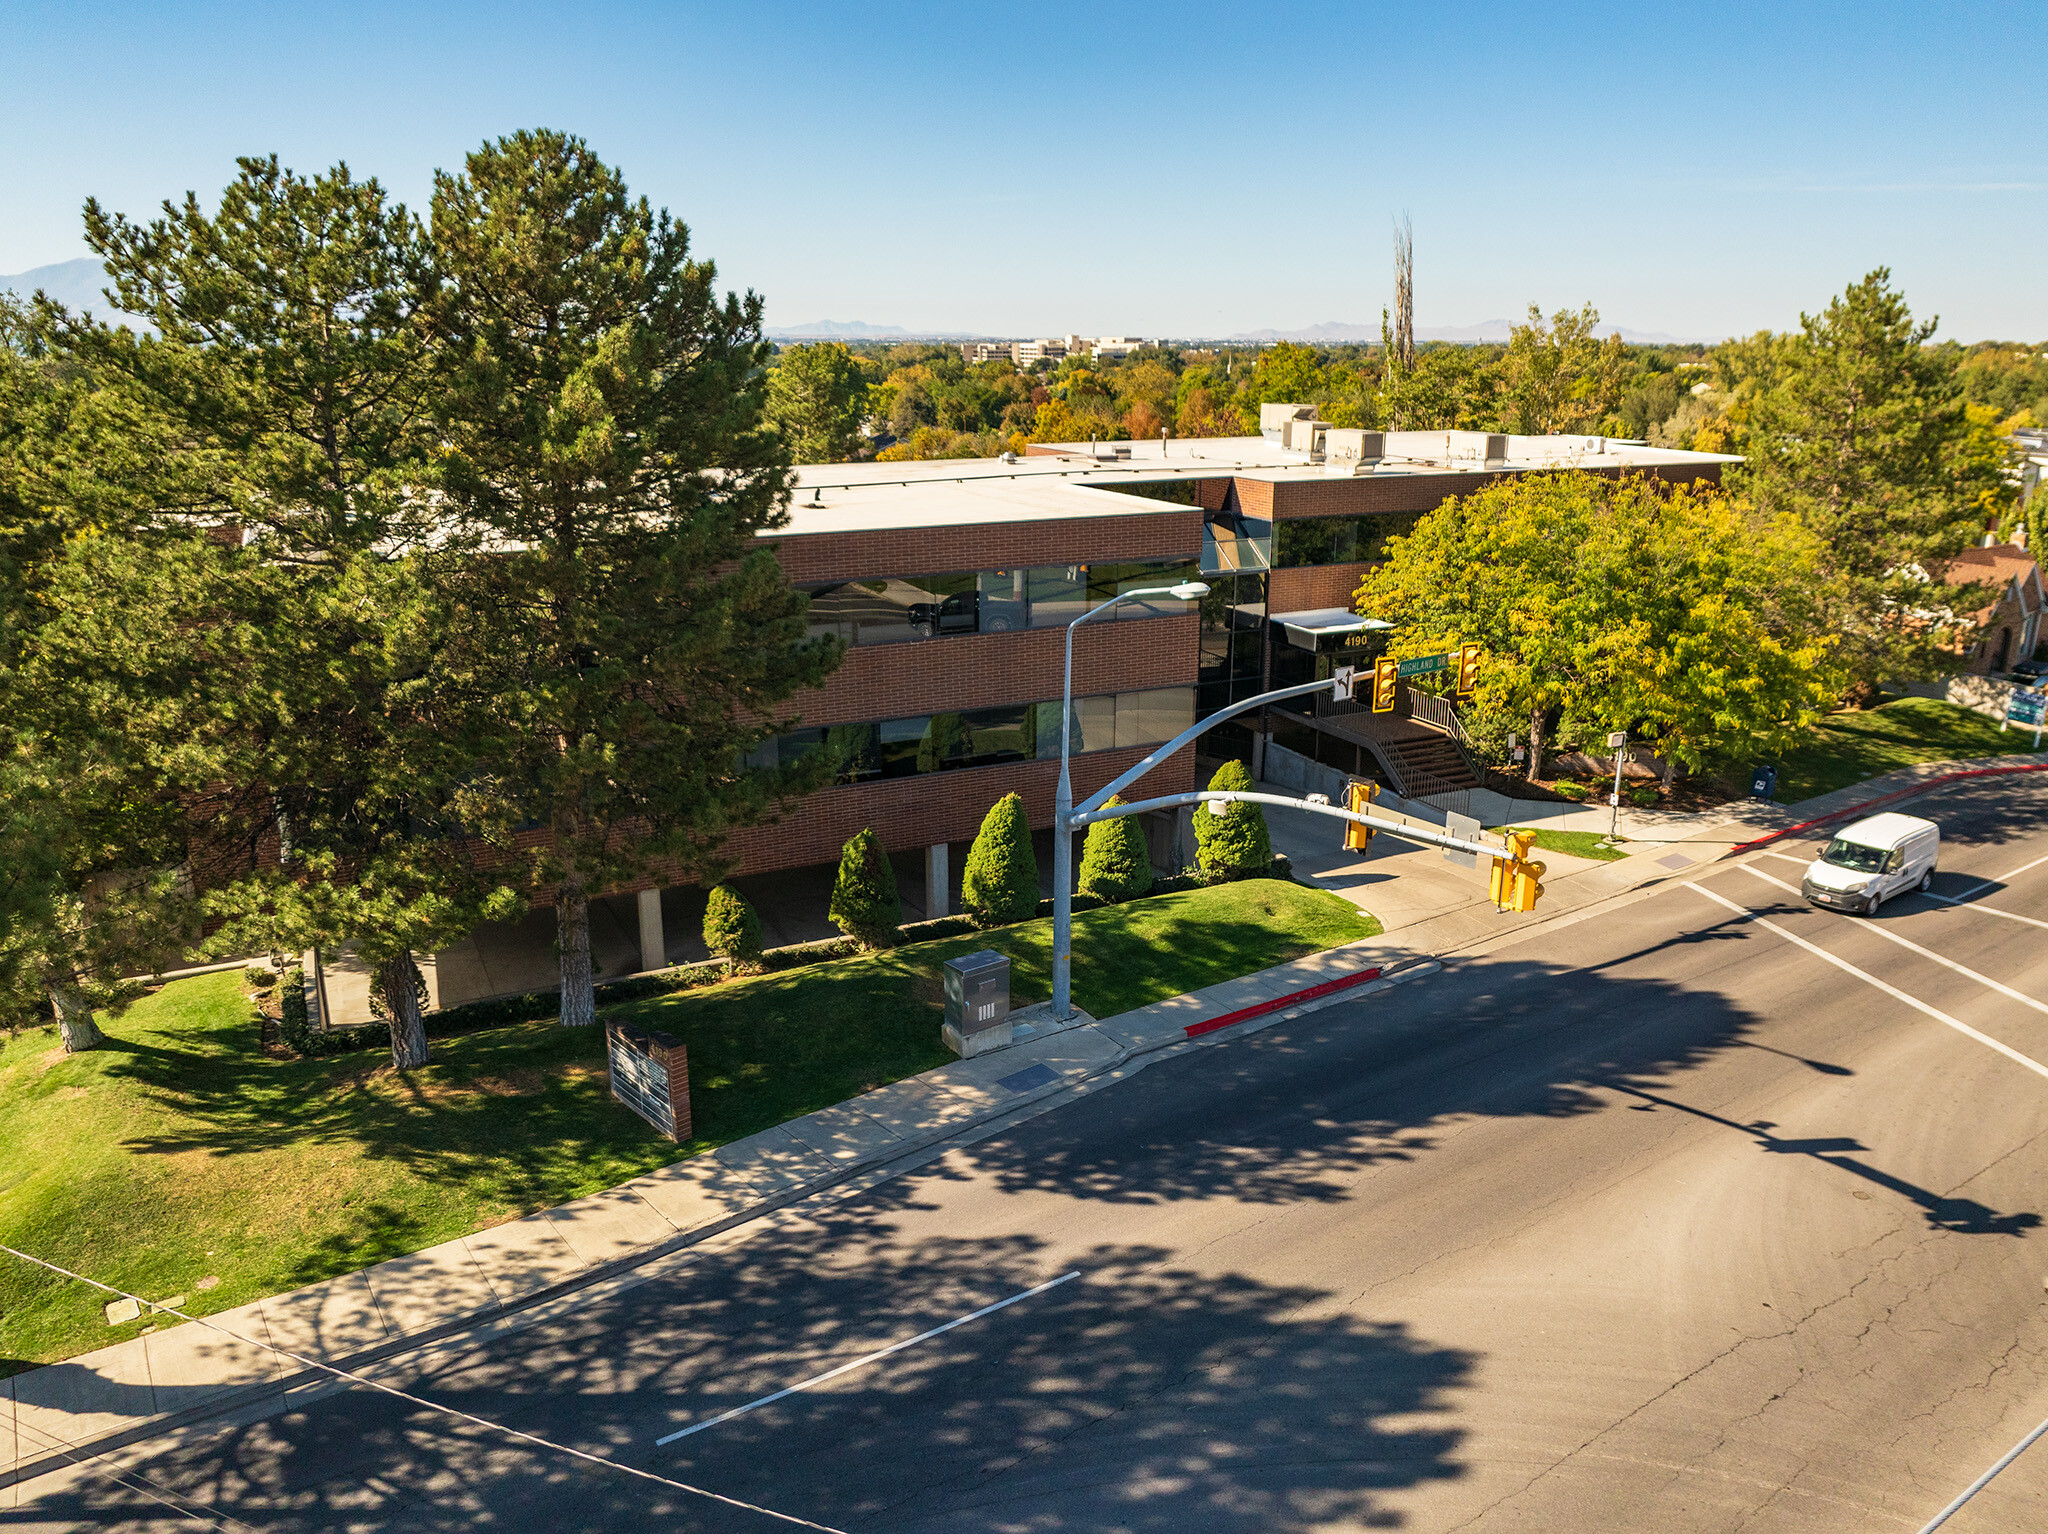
(637, 887, 665, 973)
(926, 843, 950, 919)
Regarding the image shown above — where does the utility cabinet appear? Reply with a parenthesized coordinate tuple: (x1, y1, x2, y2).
(941, 949, 1012, 1058)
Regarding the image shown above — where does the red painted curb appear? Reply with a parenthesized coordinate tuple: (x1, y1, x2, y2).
(1184, 966, 1384, 1039)
(1728, 762, 2048, 855)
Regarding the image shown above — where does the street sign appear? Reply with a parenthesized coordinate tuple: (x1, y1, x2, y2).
(1333, 664, 1355, 700)
(1396, 653, 1450, 678)
(1606, 731, 1628, 748)
(1443, 810, 1480, 868)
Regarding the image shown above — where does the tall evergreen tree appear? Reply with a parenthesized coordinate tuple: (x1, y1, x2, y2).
(21, 158, 518, 1067)
(421, 130, 839, 1027)
(1737, 270, 1981, 690)
(766, 342, 868, 463)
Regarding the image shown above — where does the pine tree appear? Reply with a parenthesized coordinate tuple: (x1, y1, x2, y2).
(962, 792, 1039, 926)
(702, 884, 763, 966)
(14, 159, 517, 1068)
(1077, 798, 1153, 904)
(1194, 760, 1272, 881)
(1738, 269, 1979, 689)
(421, 130, 840, 1027)
(828, 828, 900, 949)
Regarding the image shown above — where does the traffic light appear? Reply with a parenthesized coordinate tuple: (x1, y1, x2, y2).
(1489, 830, 1546, 911)
(1371, 657, 1398, 713)
(1343, 779, 1378, 850)
(1457, 642, 1481, 698)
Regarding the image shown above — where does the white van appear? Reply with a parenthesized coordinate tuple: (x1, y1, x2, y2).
(1800, 812, 1940, 915)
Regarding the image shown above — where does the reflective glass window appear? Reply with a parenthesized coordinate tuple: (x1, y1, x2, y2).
(877, 716, 930, 778)
(826, 722, 881, 783)
(1116, 688, 1195, 748)
(977, 569, 1029, 633)
(1027, 564, 1088, 630)
(960, 703, 1032, 766)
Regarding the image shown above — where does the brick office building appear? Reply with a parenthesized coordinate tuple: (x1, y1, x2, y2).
(413, 421, 1734, 1003)
(602, 423, 1737, 967)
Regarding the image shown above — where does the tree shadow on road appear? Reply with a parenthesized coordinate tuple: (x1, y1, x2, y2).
(16, 1229, 1475, 1533)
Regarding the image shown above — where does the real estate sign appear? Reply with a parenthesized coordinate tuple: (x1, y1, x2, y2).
(606, 1019, 692, 1141)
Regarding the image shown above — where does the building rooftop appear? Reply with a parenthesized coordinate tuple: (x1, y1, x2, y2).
(773, 431, 1739, 539)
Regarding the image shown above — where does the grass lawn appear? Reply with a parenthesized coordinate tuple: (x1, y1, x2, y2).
(0, 878, 1372, 1374)
(1493, 827, 1628, 862)
(1774, 697, 2042, 804)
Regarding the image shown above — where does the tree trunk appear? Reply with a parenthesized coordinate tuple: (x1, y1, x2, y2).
(1526, 704, 1548, 782)
(50, 983, 104, 1053)
(379, 952, 429, 1069)
(1661, 752, 1677, 793)
(557, 875, 596, 1027)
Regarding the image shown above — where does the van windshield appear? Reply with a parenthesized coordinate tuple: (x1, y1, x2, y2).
(1820, 838, 1888, 874)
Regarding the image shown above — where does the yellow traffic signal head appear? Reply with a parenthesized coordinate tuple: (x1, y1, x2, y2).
(1371, 657, 1398, 713)
(1343, 779, 1378, 850)
(1457, 642, 1481, 697)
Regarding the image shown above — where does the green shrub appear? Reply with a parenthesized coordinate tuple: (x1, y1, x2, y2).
(1552, 781, 1590, 801)
(702, 885, 764, 965)
(278, 966, 311, 1053)
(962, 791, 1039, 927)
(1193, 760, 1271, 881)
(829, 827, 902, 948)
(1628, 786, 1660, 807)
(1078, 798, 1154, 904)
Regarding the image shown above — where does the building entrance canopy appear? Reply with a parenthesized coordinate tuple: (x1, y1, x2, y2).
(1274, 608, 1394, 652)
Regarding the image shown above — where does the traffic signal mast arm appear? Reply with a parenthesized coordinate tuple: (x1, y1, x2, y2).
(1069, 788, 1515, 868)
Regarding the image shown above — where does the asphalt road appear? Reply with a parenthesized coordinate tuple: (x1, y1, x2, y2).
(19, 774, 2048, 1533)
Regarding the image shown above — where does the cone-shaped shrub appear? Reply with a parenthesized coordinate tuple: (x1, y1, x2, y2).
(702, 884, 763, 965)
(829, 827, 901, 948)
(1078, 797, 1154, 904)
(962, 791, 1039, 927)
(1194, 759, 1272, 880)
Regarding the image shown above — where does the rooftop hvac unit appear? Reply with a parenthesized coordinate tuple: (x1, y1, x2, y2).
(1260, 401, 1318, 443)
(1323, 429, 1386, 476)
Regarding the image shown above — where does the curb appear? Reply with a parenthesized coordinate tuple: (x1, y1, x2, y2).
(1729, 762, 2048, 853)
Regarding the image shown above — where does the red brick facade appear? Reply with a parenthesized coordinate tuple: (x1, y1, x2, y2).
(1269, 564, 1374, 614)
(769, 507, 1200, 584)
(777, 613, 1197, 729)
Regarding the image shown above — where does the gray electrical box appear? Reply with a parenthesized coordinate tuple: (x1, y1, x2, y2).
(943, 949, 1011, 1036)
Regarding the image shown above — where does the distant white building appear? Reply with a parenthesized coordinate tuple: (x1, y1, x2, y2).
(1089, 336, 1147, 361)
(1011, 337, 1069, 367)
(958, 341, 1012, 364)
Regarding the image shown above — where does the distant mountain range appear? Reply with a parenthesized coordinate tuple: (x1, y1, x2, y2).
(1229, 318, 1703, 345)
(0, 257, 136, 320)
(2, 265, 1704, 346)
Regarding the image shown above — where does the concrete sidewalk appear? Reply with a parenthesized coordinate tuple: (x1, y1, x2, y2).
(18, 756, 2031, 1499)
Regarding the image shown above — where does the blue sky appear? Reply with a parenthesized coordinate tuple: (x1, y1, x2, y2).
(3, 0, 2040, 341)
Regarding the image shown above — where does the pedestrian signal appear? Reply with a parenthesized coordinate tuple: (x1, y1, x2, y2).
(1457, 642, 1481, 697)
(1371, 657, 1398, 713)
(1344, 779, 1378, 850)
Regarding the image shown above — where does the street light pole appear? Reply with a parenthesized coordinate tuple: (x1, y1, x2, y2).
(1053, 580, 1210, 1022)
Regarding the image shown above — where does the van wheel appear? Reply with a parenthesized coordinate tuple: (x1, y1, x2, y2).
(1918, 870, 1932, 892)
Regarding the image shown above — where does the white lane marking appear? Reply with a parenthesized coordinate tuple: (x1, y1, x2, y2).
(1688, 882, 2048, 1082)
(654, 1271, 1082, 1446)
(1937, 848, 2048, 905)
(1994, 849, 2048, 884)
(1921, 893, 2048, 932)
(1761, 844, 2048, 930)
(1737, 865, 2048, 1019)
